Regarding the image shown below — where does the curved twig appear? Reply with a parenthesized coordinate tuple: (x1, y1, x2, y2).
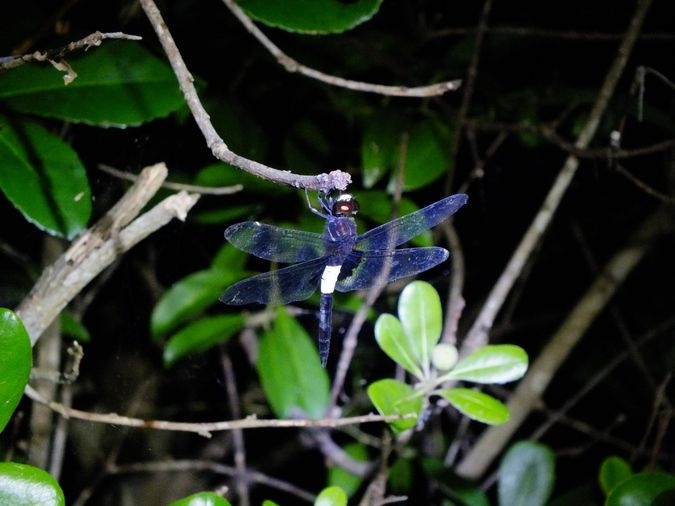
(138, 0, 350, 192)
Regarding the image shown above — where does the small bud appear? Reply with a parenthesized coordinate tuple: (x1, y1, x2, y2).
(431, 343, 458, 372)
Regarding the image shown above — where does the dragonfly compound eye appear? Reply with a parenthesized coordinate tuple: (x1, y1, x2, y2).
(332, 194, 359, 216)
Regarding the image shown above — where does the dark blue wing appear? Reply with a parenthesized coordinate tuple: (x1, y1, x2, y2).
(220, 257, 328, 305)
(225, 221, 325, 263)
(355, 194, 468, 252)
(335, 247, 449, 292)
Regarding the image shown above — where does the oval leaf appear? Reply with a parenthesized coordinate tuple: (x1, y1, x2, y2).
(0, 462, 64, 506)
(397, 281, 442, 376)
(374, 314, 424, 378)
(0, 42, 184, 126)
(328, 443, 368, 498)
(315, 486, 348, 506)
(163, 314, 244, 367)
(238, 0, 383, 34)
(498, 441, 555, 506)
(606, 471, 675, 506)
(257, 308, 329, 419)
(599, 456, 633, 495)
(440, 388, 509, 425)
(367, 378, 421, 433)
(0, 115, 91, 238)
(168, 491, 232, 506)
(151, 269, 237, 339)
(446, 344, 528, 384)
(0, 309, 32, 433)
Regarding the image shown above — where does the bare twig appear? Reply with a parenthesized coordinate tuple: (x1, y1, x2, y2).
(138, 0, 350, 192)
(0, 31, 142, 72)
(15, 163, 200, 344)
(23, 384, 414, 438)
(461, 0, 654, 357)
(456, 207, 667, 478)
(221, 0, 460, 97)
(98, 164, 243, 196)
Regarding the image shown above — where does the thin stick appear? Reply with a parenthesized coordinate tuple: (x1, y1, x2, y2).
(24, 384, 414, 438)
(461, 0, 654, 357)
(138, 0, 350, 192)
(15, 163, 200, 344)
(221, 0, 460, 97)
(0, 31, 142, 72)
(456, 207, 665, 478)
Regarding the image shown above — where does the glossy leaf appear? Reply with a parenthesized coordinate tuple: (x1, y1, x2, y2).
(262, 501, 280, 506)
(599, 456, 632, 495)
(328, 443, 368, 497)
(238, 0, 383, 34)
(0, 115, 91, 238)
(0, 309, 32, 433)
(168, 491, 232, 506)
(0, 462, 64, 506)
(164, 314, 244, 367)
(498, 441, 555, 506)
(375, 313, 424, 378)
(440, 388, 509, 425)
(315, 486, 348, 506)
(390, 118, 453, 192)
(367, 378, 421, 433)
(151, 269, 237, 339)
(257, 308, 329, 419)
(606, 471, 675, 506)
(0, 42, 184, 126)
(446, 344, 528, 384)
(397, 281, 442, 375)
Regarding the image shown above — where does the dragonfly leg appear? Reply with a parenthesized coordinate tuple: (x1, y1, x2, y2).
(318, 293, 333, 367)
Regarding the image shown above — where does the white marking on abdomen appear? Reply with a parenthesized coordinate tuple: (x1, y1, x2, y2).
(321, 265, 342, 294)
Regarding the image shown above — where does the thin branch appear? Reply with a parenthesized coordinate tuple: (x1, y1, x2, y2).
(0, 31, 142, 72)
(138, 0, 350, 192)
(221, 0, 460, 97)
(461, 0, 654, 357)
(98, 164, 243, 196)
(456, 207, 667, 478)
(24, 384, 414, 438)
(15, 163, 200, 344)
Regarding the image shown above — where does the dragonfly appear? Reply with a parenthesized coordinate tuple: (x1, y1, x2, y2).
(220, 192, 468, 366)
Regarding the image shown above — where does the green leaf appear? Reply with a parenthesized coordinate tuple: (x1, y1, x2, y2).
(397, 281, 442, 376)
(167, 491, 232, 506)
(238, 0, 383, 34)
(0, 115, 91, 238)
(389, 118, 453, 192)
(262, 501, 280, 506)
(257, 308, 329, 419)
(315, 486, 348, 506)
(360, 112, 404, 188)
(60, 311, 91, 343)
(164, 314, 244, 367)
(374, 313, 424, 378)
(367, 378, 421, 433)
(440, 388, 509, 425)
(0, 41, 184, 127)
(0, 462, 65, 506)
(0, 309, 32, 433)
(599, 456, 633, 495)
(328, 443, 368, 497)
(498, 441, 555, 506)
(151, 269, 237, 339)
(606, 471, 675, 506)
(446, 344, 528, 384)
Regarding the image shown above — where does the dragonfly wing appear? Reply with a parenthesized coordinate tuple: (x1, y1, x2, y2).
(225, 222, 325, 262)
(220, 257, 327, 305)
(335, 247, 449, 292)
(355, 194, 468, 251)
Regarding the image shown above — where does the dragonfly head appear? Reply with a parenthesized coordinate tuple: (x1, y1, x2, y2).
(331, 193, 359, 217)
